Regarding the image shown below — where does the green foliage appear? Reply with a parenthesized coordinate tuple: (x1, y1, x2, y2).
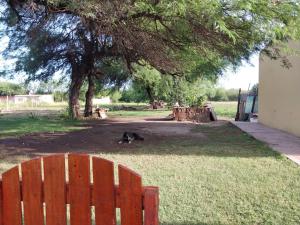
(171, 77, 213, 106)
(53, 91, 68, 102)
(120, 83, 149, 103)
(121, 73, 242, 105)
(225, 88, 241, 101)
(121, 65, 217, 106)
(60, 106, 79, 120)
(35, 80, 67, 95)
(0, 82, 26, 96)
(209, 88, 229, 101)
(92, 58, 131, 100)
(110, 91, 122, 103)
(208, 88, 240, 101)
(132, 65, 163, 102)
(3, 0, 300, 84)
(2, 0, 300, 119)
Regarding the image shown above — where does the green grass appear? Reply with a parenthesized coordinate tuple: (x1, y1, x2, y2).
(1, 101, 237, 119)
(211, 101, 237, 119)
(106, 101, 237, 119)
(0, 115, 84, 138)
(92, 124, 300, 225)
(0, 113, 300, 224)
(0, 106, 170, 138)
(108, 109, 171, 117)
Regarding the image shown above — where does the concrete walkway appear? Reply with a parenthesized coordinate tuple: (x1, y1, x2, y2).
(232, 122, 300, 165)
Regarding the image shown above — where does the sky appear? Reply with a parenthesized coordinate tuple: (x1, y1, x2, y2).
(218, 54, 259, 90)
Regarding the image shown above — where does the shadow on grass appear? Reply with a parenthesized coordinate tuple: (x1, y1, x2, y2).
(160, 223, 225, 225)
(0, 118, 282, 160)
(0, 116, 85, 138)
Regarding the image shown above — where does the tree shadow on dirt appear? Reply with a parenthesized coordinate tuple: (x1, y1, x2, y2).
(0, 119, 282, 160)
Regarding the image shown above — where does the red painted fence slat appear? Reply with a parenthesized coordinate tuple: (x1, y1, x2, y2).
(92, 157, 116, 225)
(68, 154, 91, 225)
(44, 155, 67, 225)
(144, 187, 159, 225)
(0, 180, 3, 225)
(21, 158, 44, 225)
(2, 166, 22, 225)
(119, 165, 143, 225)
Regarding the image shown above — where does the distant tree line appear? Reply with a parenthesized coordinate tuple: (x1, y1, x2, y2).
(117, 65, 244, 104)
(0, 82, 26, 96)
(120, 84, 242, 104)
(207, 88, 240, 102)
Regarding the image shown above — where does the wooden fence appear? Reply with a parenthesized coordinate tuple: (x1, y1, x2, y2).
(0, 154, 159, 225)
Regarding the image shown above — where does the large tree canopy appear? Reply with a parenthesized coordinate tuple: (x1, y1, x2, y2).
(1, 0, 300, 117)
(7, 0, 300, 69)
(4, 0, 300, 71)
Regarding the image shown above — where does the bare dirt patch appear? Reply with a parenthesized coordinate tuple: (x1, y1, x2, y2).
(0, 116, 227, 158)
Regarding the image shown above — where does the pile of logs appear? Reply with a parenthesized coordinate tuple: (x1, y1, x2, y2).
(173, 105, 217, 123)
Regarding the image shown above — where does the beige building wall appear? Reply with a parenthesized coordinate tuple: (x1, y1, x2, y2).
(259, 42, 300, 137)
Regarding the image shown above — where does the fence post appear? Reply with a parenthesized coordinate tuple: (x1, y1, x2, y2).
(0, 180, 3, 225)
(235, 88, 241, 121)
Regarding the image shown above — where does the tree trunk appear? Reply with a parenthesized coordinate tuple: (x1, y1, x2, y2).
(84, 75, 95, 117)
(69, 71, 84, 119)
(146, 86, 155, 104)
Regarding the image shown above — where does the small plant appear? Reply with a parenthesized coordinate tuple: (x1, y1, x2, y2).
(28, 112, 40, 120)
(60, 106, 79, 121)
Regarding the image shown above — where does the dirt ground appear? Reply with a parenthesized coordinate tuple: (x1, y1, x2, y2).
(0, 116, 228, 159)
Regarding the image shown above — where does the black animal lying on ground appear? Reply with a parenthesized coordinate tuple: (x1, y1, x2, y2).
(118, 132, 144, 144)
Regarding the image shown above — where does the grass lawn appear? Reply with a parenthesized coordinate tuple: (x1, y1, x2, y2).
(1, 101, 237, 119)
(0, 108, 170, 138)
(107, 101, 237, 119)
(211, 101, 237, 119)
(93, 124, 300, 225)
(108, 109, 171, 118)
(1, 107, 300, 224)
(0, 116, 84, 138)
